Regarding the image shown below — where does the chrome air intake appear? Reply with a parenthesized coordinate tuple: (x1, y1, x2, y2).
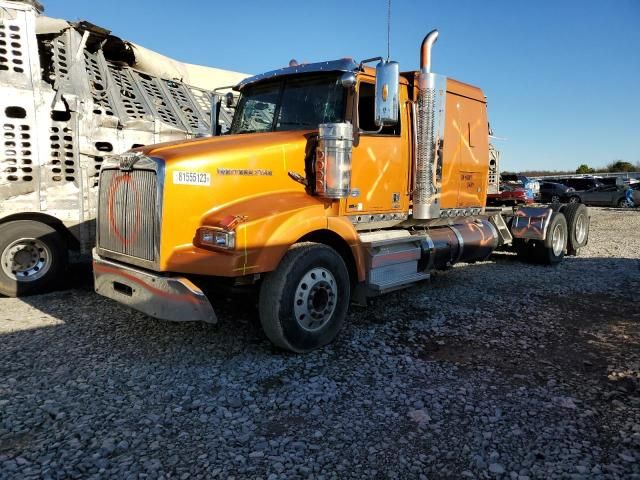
(315, 122, 353, 199)
(414, 30, 446, 220)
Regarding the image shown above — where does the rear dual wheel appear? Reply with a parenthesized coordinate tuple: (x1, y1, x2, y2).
(561, 203, 589, 255)
(513, 212, 568, 265)
(259, 243, 350, 353)
(535, 212, 567, 265)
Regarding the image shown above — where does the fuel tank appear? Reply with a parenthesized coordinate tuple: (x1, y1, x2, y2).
(418, 219, 499, 271)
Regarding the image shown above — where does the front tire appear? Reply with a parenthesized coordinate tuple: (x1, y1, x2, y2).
(0, 220, 68, 297)
(259, 242, 350, 353)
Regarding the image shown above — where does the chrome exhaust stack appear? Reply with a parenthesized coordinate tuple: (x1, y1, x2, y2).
(413, 29, 446, 220)
(420, 29, 439, 73)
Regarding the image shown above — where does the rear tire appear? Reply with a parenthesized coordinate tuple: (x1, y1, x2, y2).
(534, 212, 567, 265)
(561, 203, 589, 255)
(259, 242, 350, 353)
(0, 220, 68, 297)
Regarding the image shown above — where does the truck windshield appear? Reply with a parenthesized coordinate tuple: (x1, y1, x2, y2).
(230, 74, 346, 134)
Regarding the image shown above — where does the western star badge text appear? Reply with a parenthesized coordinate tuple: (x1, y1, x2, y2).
(217, 168, 272, 176)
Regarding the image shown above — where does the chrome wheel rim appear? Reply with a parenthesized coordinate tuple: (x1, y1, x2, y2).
(569, 197, 579, 203)
(551, 224, 565, 257)
(293, 267, 337, 332)
(575, 214, 587, 245)
(620, 199, 633, 208)
(551, 195, 560, 203)
(1, 238, 51, 282)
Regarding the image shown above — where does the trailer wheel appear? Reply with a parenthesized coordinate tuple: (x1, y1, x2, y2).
(561, 203, 589, 255)
(535, 212, 568, 265)
(0, 220, 67, 297)
(259, 242, 350, 353)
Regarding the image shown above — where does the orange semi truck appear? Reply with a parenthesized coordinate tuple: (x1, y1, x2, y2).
(92, 31, 590, 352)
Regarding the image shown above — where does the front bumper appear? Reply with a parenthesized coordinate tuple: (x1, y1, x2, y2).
(92, 249, 216, 323)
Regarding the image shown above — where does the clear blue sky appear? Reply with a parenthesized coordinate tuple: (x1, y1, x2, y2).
(47, 0, 639, 172)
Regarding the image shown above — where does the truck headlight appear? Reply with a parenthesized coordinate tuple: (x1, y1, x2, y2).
(195, 227, 236, 250)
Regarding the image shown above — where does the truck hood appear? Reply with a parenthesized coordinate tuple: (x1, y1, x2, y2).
(140, 130, 314, 163)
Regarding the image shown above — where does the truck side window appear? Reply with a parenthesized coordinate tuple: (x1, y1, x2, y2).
(357, 82, 400, 136)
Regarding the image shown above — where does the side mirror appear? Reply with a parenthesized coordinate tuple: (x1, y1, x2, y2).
(374, 60, 399, 127)
(225, 92, 236, 108)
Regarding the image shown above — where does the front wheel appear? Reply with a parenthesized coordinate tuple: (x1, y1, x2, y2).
(618, 198, 634, 208)
(259, 242, 350, 353)
(0, 220, 68, 297)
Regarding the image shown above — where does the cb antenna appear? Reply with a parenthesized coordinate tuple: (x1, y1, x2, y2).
(387, 0, 392, 60)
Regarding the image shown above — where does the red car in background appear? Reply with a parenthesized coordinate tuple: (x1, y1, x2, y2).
(486, 184, 534, 207)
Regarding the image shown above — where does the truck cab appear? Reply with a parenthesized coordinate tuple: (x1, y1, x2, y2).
(93, 32, 589, 352)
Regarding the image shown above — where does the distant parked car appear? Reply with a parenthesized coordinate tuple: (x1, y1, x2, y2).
(487, 184, 533, 206)
(539, 182, 580, 204)
(548, 177, 605, 191)
(576, 185, 632, 207)
(501, 174, 540, 200)
(597, 177, 624, 187)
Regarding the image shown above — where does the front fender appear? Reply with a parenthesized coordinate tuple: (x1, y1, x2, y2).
(244, 202, 329, 274)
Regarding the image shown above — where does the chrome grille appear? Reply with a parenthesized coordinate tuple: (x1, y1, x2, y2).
(98, 169, 158, 262)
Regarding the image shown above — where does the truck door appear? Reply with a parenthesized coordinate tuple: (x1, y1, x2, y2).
(345, 80, 409, 215)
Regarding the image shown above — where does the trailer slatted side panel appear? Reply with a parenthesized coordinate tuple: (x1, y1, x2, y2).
(107, 65, 152, 121)
(163, 79, 210, 134)
(48, 117, 77, 184)
(0, 21, 28, 76)
(84, 50, 116, 117)
(134, 72, 184, 129)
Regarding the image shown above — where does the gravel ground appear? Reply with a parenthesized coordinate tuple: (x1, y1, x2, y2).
(1, 207, 639, 479)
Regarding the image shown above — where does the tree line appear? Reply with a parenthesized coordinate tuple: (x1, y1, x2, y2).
(506, 160, 640, 177)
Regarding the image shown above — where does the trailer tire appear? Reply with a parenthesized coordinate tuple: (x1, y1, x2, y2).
(259, 242, 350, 353)
(0, 220, 68, 297)
(561, 203, 589, 255)
(534, 212, 567, 265)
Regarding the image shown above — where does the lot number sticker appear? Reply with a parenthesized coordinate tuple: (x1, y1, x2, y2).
(173, 171, 211, 186)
